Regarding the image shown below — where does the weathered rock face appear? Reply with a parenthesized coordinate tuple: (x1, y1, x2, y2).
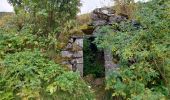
(91, 7, 128, 26)
(91, 7, 116, 21)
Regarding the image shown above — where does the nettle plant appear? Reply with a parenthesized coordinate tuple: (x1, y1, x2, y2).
(0, 27, 61, 59)
(95, 0, 170, 99)
(0, 50, 94, 100)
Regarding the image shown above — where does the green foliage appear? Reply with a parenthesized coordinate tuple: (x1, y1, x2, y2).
(0, 28, 60, 59)
(0, 29, 34, 57)
(0, 50, 63, 99)
(0, 6, 94, 99)
(8, 0, 80, 36)
(0, 0, 95, 100)
(49, 72, 94, 100)
(95, 0, 170, 99)
(0, 51, 94, 100)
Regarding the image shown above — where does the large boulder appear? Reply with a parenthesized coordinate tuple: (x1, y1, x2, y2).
(91, 7, 116, 21)
(90, 6, 141, 31)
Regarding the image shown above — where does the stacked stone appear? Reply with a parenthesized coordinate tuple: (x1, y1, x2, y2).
(90, 7, 123, 76)
(91, 7, 128, 26)
(104, 49, 119, 76)
(61, 7, 140, 77)
(61, 36, 84, 76)
(90, 7, 140, 76)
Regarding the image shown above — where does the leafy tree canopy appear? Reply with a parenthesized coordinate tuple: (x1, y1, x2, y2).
(8, 0, 81, 36)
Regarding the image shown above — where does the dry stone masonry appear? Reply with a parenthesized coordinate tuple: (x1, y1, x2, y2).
(61, 36, 84, 76)
(91, 7, 128, 26)
(104, 49, 118, 75)
(61, 7, 138, 76)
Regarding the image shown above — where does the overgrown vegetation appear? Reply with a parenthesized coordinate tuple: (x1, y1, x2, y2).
(0, 0, 169, 99)
(0, 50, 94, 99)
(0, 0, 95, 100)
(8, 0, 80, 36)
(95, 0, 170, 99)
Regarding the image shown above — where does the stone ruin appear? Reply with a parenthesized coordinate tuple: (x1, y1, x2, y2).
(61, 7, 138, 77)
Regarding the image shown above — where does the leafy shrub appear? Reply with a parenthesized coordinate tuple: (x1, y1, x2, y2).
(50, 72, 94, 100)
(0, 27, 61, 59)
(95, 0, 170, 99)
(0, 29, 35, 57)
(0, 51, 94, 100)
(8, 0, 80, 36)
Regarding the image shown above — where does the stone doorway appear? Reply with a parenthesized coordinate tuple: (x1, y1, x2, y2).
(83, 36, 105, 77)
(61, 35, 116, 77)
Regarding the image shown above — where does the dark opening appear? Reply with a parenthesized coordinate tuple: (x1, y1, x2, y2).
(83, 37, 105, 78)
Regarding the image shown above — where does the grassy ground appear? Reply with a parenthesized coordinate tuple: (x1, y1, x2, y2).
(83, 74, 111, 100)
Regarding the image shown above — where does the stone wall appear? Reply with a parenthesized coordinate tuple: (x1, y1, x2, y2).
(91, 7, 121, 75)
(61, 35, 117, 77)
(61, 36, 84, 76)
(104, 49, 118, 76)
(61, 7, 136, 77)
